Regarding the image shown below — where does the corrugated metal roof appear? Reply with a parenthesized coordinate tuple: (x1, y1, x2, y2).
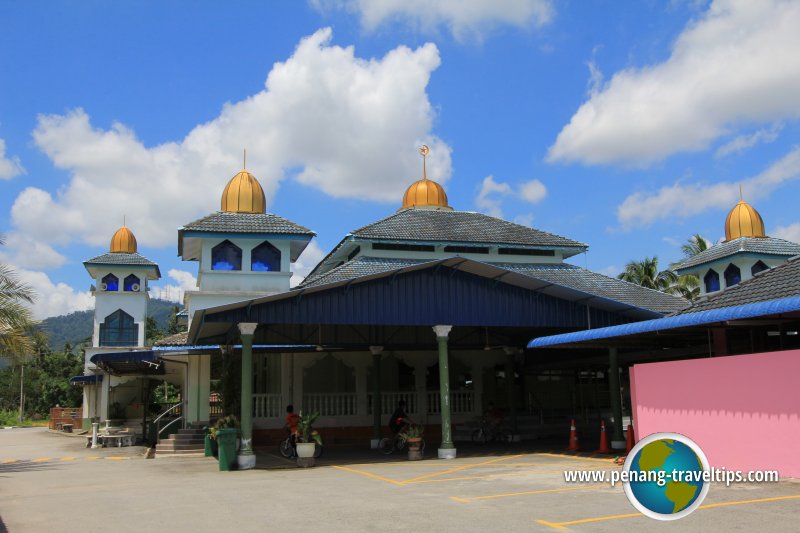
(673, 237, 800, 271)
(528, 295, 800, 348)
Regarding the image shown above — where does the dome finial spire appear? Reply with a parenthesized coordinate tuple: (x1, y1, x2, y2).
(243, 148, 247, 170)
(739, 184, 743, 202)
(419, 145, 429, 180)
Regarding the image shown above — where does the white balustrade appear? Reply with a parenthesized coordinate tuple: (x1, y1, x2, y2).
(252, 393, 282, 418)
(427, 390, 474, 414)
(303, 393, 358, 416)
(368, 391, 418, 415)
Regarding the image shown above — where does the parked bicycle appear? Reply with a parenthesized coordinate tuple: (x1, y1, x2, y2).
(471, 418, 512, 444)
(279, 428, 323, 459)
(378, 426, 425, 455)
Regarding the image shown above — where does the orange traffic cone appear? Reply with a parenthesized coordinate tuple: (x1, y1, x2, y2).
(625, 424, 635, 454)
(597, 420, 611, 453)
(568, 419, 580, 451)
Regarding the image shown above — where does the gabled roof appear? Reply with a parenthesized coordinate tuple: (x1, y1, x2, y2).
(673, 237, 800, 272)
(180, 211, 315, 236)
(353, 209, 586, 249)
(83, 252, 161, 279)
(299, 256, 687, 315)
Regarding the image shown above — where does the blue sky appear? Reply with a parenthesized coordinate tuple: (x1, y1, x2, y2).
(2, 0, 800, 318)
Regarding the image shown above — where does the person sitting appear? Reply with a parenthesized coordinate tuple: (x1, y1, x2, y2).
(388, 400, 411, 435)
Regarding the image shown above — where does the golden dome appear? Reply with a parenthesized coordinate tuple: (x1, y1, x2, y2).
(725, 200, 765, 241)
(110, 226, 137, 253)
(221, 170, 266, 214)
(401, 179, 451, 210)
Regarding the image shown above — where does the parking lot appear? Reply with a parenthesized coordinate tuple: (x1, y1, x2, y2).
(1, 428, 798, 532)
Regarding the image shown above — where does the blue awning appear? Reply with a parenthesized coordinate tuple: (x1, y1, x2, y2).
(69, 374, 103, 386)
(90, 351, 164, 375)
(528, 295, 800, 348)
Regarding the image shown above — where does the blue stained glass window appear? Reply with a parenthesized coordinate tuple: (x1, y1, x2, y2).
(704, 269, 720, 293)
(212, 240, 242, 271)
(99, 309, 138, 346)
(251, 241, 281, 272)
(124, 274, 141, 292)
(724, 264, 741, 287)
(102, 273, 119, 291)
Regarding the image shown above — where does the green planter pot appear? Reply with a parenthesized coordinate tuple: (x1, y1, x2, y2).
(216, 428, 238, 471)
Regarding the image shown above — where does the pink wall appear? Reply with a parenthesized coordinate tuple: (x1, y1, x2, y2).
(630, 349, 800, 478)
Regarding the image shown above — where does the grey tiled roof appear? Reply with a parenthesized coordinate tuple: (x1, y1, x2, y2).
(673, 237, 800, 271)
(299, 256, 687, 314)
(181, 212, 315, 236)
(84, 252, 158, 267)
(681, 257, 800, 313)
(352, 210, 587, 248)
(154, 331, 189, 346)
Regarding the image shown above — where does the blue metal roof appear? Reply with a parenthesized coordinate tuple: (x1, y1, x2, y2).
(528, 295, 800, 348)
(69, 374, 103, 385)
(91, 350, 164, 375)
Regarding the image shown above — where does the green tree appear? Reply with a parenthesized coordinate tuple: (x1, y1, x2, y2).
(167, 305, 182, 335)
(669, 233, 712, 302)
(681, 233, 711, 258)
(145, 316, 164, 346)
(0, 237, 37, 363)
(618, 257, 678, 292)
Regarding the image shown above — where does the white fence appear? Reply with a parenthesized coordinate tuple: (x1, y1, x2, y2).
(303, 393, 357, 416)
(368, 391, 418, 415)
(253, 393, 282, 418)
(427, 390, 474, 414)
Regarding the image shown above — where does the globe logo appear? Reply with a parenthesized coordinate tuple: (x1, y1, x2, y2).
(622, 432, 710, 520)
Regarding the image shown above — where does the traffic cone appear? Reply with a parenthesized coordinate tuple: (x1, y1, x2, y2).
(597, 420, 611, 453)
(625, 424, 635, 454)
(567, 419, 580, 451)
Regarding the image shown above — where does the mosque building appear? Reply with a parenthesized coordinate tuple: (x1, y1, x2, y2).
(77, 147, 800, 466)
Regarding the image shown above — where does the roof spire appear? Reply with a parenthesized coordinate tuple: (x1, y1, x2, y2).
(419, 144, 429, 180)
(739, 184, 743, 202)
(243, 148, 247, 170)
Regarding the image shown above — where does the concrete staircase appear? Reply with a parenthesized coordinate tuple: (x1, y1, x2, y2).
(156, 427, 206, 457)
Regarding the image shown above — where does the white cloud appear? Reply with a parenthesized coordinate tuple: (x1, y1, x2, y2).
(548, 0, 800, 166)
(476, 175, 512, 218)
(15, 269, 93, 319)
(617, 146, 800, 229)
(149, 269, 198, 304)
(291, 241, 326, 287)
(312, 0, 554, 41)
(0, 233, 66, 270)
(513, 213, 534, 227)
(715, 124, 782, 158)
(10, 28, 450, 256)
(0, 138, 25, 179)
(773, 223, 800, 244)
(476, 176, 547, 218)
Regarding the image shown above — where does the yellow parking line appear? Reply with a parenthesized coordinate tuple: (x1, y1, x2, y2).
(402, 455, 522, 484)
(536, 453, 615, 463)
(408, 468, 596, 485)
(332, 465, 405, 486)
(1, 459, 19, 464)
(61, 457, 76, 461)
(451, 484, 608, 503)
(31, 458, 50, 463)
(106, 456, 129, 460)
(84, 456, 100, 460)
(535, 494, 800, 530)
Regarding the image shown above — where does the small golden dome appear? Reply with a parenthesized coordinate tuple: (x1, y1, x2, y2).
(725, 200, 765, 241)
(110, 226, 137, 253)
(221, 170, 266, 214)
(401, 179, 451, 210)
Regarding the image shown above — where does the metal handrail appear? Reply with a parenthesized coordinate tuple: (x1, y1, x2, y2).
(152, 401, 186, 443)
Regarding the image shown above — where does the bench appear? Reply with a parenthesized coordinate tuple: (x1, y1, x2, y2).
(84, 434, 135, 448)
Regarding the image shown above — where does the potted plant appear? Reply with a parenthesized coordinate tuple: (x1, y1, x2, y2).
(406, 424, 424, 460)
(295, 411, 322, 459)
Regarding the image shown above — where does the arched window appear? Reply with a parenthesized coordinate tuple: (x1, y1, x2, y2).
(211, 240, 242, 271)
(724, 264, 741, 287)
(251, 241, 281, 272)
(102, 273, 119, 291)
(751, 261, 769, 276)
(124, 274, 141, 292)
(704, 269, 720, 293)
(99, 309, 138, 346)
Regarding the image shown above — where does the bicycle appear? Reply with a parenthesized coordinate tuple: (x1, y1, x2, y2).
(279, 429, 323, 459)
(378, 428, 426, 455)
(471, 418, 512, 444)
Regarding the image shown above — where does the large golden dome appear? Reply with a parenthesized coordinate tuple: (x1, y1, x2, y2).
(110, 226, 137, 253)
(400, 144, 452, 211)
(221, 170, 266, 214)
(725, 200, 765, 241)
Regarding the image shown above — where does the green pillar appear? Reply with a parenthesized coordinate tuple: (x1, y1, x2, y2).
(433, 325, 456, 459)
(608, 347, 625, 444)
(505, 349, 518, 434)
(238, 323, 258, 470)
(370, 346, 383, 445)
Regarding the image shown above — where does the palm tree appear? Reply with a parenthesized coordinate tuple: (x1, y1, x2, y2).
(618, 257, 677, 292)
(0, 237, 36, 362)
(681, 234, 710, 258)
(669, 233, 712, 301)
